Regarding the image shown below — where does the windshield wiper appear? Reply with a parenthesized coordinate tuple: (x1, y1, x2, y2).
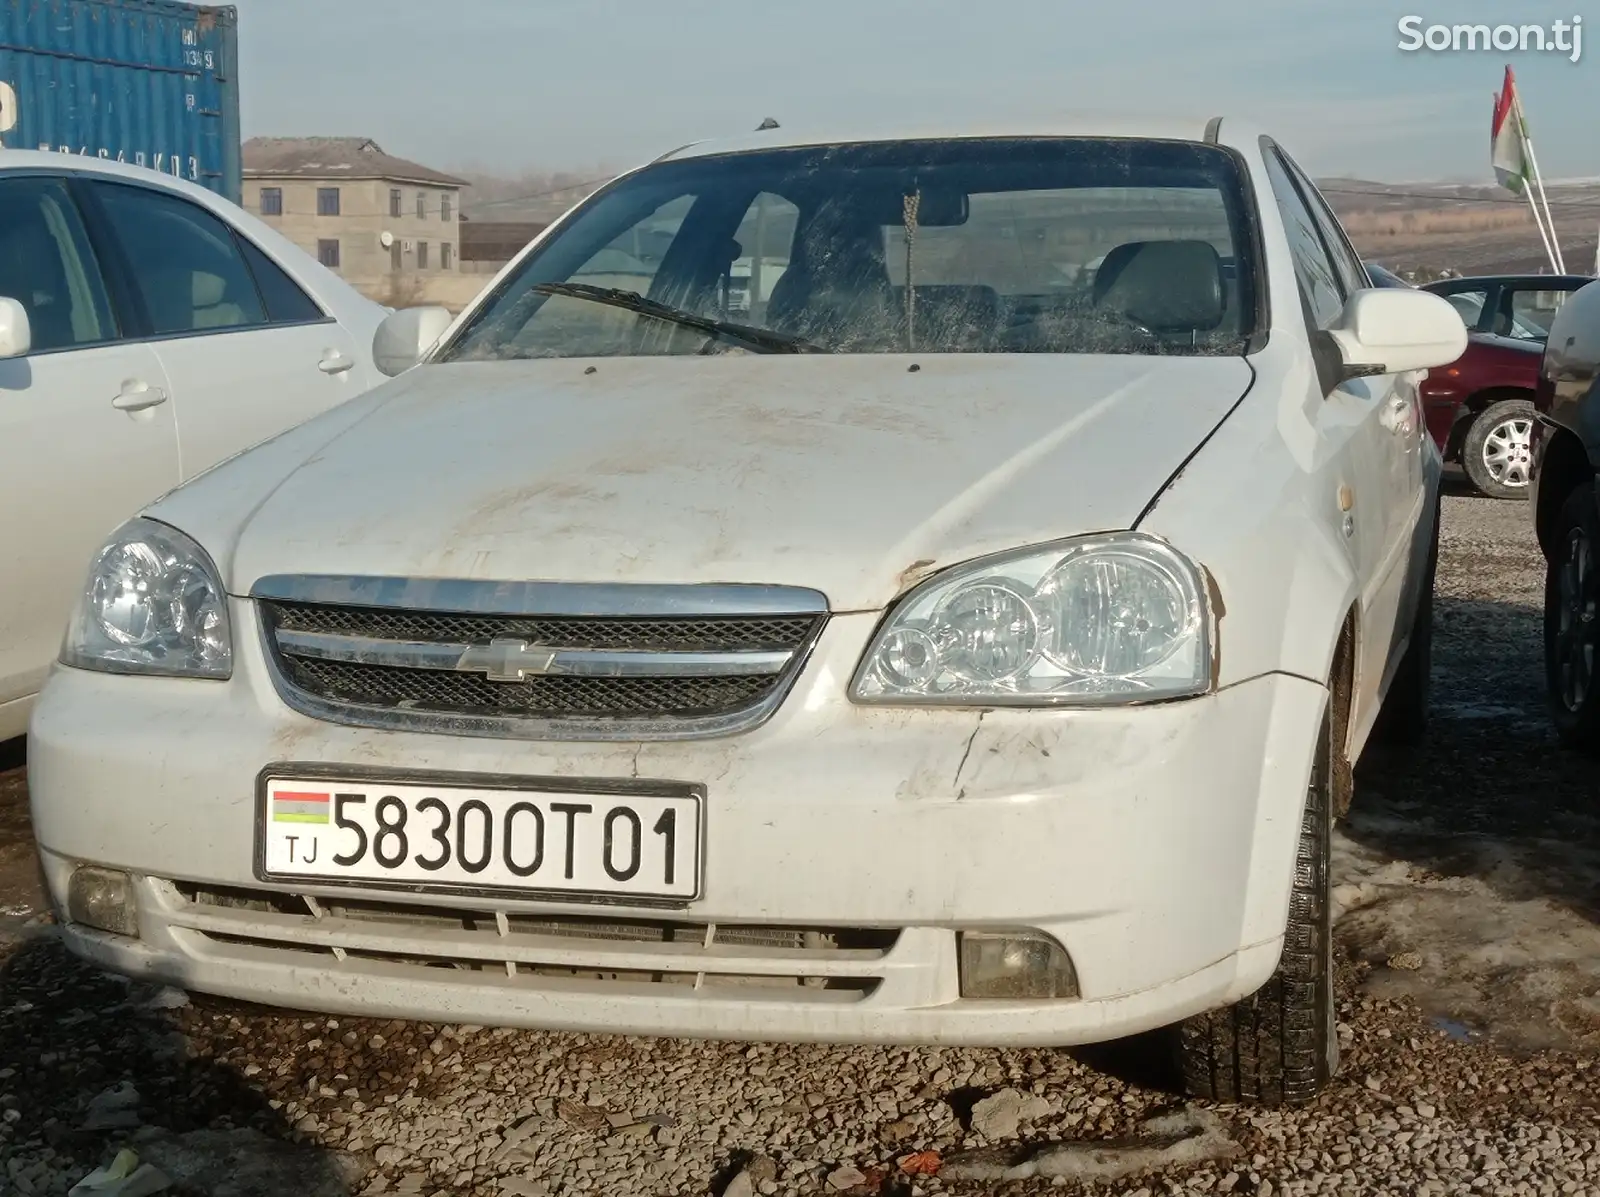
(529, 282, 827, 354)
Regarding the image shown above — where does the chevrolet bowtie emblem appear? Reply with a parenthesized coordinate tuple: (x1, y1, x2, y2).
(455, 638, 559, 683)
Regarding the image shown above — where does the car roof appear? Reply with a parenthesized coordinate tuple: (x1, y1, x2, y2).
(656, 113, 1251, 162)
(1426, 273, 1594, 287)
(0, 149, 237, 207)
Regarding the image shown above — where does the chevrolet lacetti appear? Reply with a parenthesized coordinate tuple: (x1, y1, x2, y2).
(29, 117, 1468, 1107)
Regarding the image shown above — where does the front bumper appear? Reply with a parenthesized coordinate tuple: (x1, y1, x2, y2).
(29, 606, 1327, 1047)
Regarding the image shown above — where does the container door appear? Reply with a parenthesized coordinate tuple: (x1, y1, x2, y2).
(0, 0, 240, 202)
(0, 175, 179, 706)
(80, 178, 365, 481)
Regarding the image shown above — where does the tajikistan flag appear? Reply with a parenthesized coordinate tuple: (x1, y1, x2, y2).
(1491, 66, 1531, 195)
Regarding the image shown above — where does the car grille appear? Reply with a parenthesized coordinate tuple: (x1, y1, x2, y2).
(253, 579, 828, 741)
(277, 654, 777, 719)
(163, 882, 897, 999)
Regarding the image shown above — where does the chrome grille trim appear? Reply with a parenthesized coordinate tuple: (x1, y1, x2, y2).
(251, 575, 830, 617)
(252, 576, 829, 742)
(274, 630, 796, 678)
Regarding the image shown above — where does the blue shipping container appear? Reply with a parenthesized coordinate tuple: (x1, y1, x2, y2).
(0, 0, 240, 203)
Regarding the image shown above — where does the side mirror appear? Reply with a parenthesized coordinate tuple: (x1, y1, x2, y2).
(1326, 288, 1468, 379)
(0, 297, 32, 359)
(373, 306, 454, 377)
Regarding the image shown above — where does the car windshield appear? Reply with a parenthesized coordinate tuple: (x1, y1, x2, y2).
(441, 138, 1259, 361)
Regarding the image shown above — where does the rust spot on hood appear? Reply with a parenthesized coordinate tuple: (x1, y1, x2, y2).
(897, 558, 939, 594)
(1204, 567, 1226, 688)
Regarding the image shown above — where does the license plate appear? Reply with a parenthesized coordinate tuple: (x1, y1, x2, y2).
(257, 772, 702, 902)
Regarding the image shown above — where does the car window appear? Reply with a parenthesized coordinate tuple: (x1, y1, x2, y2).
(723, 192, 799, 324)
(1365, 264, 1411, 289)
(0, 176, 117, 353)
(1441, 289, 1489, 329)
(89, 182, 268, 337)
(1503, 287, 1568, 341)
(503, 194, 696, 357)
(1277, 152, 1368, 296)
(443, 138, 1259, 360)
(1261, 149, 1345, 329)
(237, 236, 326, 324)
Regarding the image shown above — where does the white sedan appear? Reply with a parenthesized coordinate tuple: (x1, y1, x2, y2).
(0, 153, 387, 739)
(28, 117, 1466, 1107)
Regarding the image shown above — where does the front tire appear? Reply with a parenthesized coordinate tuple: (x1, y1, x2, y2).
(1176, 707, 1338, 1107)
(1545, 480, 1600, 754)
(1462, 398, 1535, 500)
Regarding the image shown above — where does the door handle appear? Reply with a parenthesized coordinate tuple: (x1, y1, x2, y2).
(318, 350, 355, 375)
(111, 380, 168, 412)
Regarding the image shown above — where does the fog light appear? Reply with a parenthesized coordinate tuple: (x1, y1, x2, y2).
(958, 930, 1078, 999)
(67, 867, 139, 938)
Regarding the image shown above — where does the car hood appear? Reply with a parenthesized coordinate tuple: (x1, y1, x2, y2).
(153, 355, 1254, 612)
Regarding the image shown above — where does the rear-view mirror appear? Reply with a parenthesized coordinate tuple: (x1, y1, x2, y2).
(0, 297, 31, 359)
(373, 306, 455, 377)
(855, 187, 969, 227)
(1327, 288, 1467, 379)
(912, 187, 969, 226)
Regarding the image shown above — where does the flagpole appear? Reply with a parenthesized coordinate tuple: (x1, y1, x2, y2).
(1524, 183, 1560, 274)
(1509, 86, 1560, 273)
(1518, 101, 1566, 272)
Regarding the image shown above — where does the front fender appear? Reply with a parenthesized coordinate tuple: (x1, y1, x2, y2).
(1137, 381, 1359, 694)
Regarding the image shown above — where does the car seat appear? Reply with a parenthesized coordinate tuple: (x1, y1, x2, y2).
(1092, 240, 1227, 335)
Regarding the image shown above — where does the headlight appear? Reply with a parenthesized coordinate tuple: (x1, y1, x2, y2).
(851, 533, 1211, 706)
(61, 518, 232, 679)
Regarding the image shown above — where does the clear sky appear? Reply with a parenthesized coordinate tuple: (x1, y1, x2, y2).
(230, 0, 1595, 183)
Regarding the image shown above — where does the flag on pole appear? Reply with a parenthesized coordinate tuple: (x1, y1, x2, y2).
(1491, 66, 1531, 194)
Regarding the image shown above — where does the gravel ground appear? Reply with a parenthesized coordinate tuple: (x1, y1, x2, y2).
(1, 488, 1597, 1197)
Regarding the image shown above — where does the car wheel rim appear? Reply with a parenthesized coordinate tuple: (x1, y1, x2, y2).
(1481, 416, 1533, 488)
(1557, 528, 1598, 712)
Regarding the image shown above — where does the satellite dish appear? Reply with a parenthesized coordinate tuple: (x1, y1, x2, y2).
(379, 230, 395, 249)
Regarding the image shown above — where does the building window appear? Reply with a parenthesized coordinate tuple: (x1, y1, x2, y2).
(391, 241, 403, 271)
(442, 242, 453, 270)
(259, 187, 283, 216)
(442, 194, 453, 222)
(416, 191, 427, 219)
(417, 241, 429, 269)
(390, 188, 402, 217)
(316, 187, 341, 217)
(317, 239, 341, 270)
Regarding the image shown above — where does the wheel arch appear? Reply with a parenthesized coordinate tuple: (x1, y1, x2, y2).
(1536, 425, 1595, 559)
(1445, 385, 1535, 462)
(1325, 608, 1357, 819)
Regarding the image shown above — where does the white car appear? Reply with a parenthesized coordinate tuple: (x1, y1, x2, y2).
(0, 153, 387, 739)
(29, 118, 1466, 1107)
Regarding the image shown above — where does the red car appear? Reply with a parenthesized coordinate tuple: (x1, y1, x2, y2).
(1365, 266, 1589, 498)
(1419, 332, 1542, 499)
